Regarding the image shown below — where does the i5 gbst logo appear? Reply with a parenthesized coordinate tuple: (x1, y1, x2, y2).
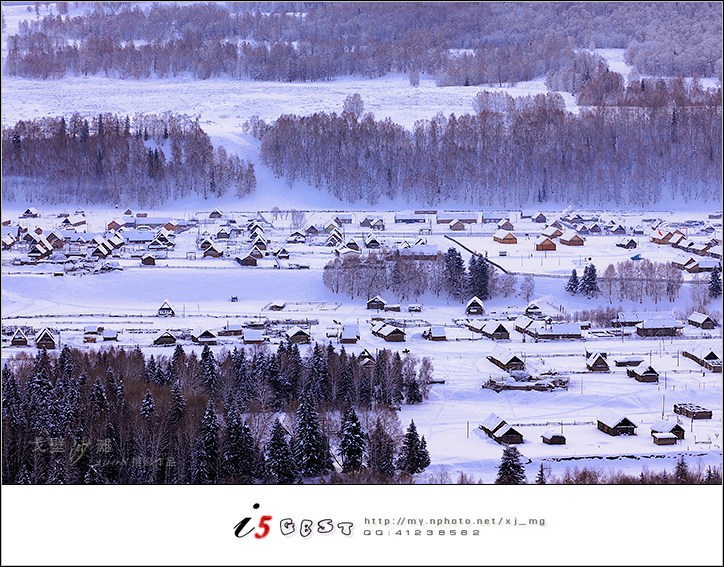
(234, 504, 354, 539)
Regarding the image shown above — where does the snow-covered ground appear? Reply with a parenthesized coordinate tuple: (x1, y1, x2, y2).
(1, 3, 722, 484)
(2, 205, 722, 483)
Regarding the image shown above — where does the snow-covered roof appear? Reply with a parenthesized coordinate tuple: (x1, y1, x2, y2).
(285, 326, 309, 338)
(466, 296, 484, 308)
(688, 312, 715, 324)
(341, 324, 360, 340)
(597, 409, 633, 428)
(635, 318, 682, 329)
(482, 321, 507, 334)
(481, 413, 505, 433)
(650, 420, 681, 433)
(493, 229, 515, 239)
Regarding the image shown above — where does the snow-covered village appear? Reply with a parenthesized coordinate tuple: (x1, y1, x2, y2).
(1, 2, 722, 495)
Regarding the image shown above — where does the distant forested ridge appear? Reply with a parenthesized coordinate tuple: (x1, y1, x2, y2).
(258, 87, 722, 207)
(1, 113, 256, 206)
(3, 2, 721, 83)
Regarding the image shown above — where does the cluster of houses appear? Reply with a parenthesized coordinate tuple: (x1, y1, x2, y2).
(649, 226, 721, 273)
(477, 407, 704, 449)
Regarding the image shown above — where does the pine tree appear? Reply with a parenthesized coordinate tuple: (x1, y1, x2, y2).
(89, 377, 109, 417)
(578, 263, 600, 297)
(167, 381, 187, 425)
(396, 420, 429, 475)
(293, 393, 334, 478)
(192, 400, 220, 484)
(222, 408, 262, 482)
(673, 455, 690, 484)
(444, 247, 467, 300)
(495, 446, 527, 484)
(709, 265, 722, 299)
(140, 390, 156, 420)
(535, 462, 546, 484)
(565, 269, 579, 295)
(339, 407, 366, 473)
(266, 419, 298, 484)
(1, 364, 24, 428)
(200, 345, 218, 397)
(367, 418, 396, 479)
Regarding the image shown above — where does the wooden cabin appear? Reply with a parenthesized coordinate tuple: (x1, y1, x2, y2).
(481, 322, 510, 340)
(157, 301, 175, 317)
(235, 254, 257, 266)
(367, 295, 388, 310)
(559, 231, 584, 246)
(687, 312, 717, 329)
(423, 326, 447, 341)
(141, 254, 156, 266)
(35, 328, 57, 350)
(371, 322, 406, 342)
(682, 346, 722, 373)
(673, 403, 712, 419)
(586, 352, 610, 372)
(493, 230, 517, 245)
(541, 432, 566, 445)
(626, 365, 659, 383)
(153, 331, 177, 346)
(465, 296, 485, 315)
(487, 348, 525, 372)
(340, 324, 360, 344)
(652, 432, 678, 446)
(10, 328, 28, 347)
(286, 326, 311, 344)
(192, 328, 218, 346)
(635, 319, 682, 337)
(535, 236, 556, 251)
(650, 420, 685, 440)
(597, 411, 637, 436)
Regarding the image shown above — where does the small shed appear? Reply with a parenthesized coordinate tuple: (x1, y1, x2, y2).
(652, 432, 678, 446)
(532, 212, 547, 223)
(449, 219, 466, 231)
(650, 420, 685, 440)
(541, 431, 566, 445)
(141, 254, 156, 266)
(423, 326, 447, 341)
(616, 237, 637, 249)
(340, 324, 360, 344)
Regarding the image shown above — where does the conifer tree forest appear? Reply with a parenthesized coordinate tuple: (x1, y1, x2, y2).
(1, 343, 434, 484)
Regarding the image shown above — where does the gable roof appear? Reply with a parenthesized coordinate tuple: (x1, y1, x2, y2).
(598, 409, 636, 429)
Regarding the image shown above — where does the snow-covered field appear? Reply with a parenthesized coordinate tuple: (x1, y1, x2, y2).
(2, 205, 722, 483)
(1, 3, 722, 484)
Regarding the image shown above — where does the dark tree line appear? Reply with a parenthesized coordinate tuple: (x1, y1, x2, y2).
(323, 248, 510, 303)
(4, 2, 720, 82)
(1, 341, 432, 485)
(259, 90, 721, 207)
(1, 113, 256, 206)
